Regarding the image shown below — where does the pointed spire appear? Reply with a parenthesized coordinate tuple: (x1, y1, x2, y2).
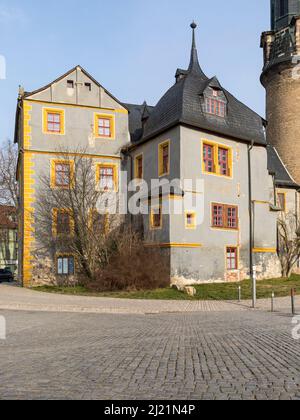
(188, 22, 207, 79)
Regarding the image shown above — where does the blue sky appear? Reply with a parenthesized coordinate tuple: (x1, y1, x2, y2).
(0, 0, 270, 144)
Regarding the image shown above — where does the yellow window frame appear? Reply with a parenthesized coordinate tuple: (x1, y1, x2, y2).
(96, 163, 119, 192)
(185, 211, 197, 229)
(52, 208, 75, 238)
(150, 205, 163, 230)
(158, 140, 170, 177)
(94, 113, 115, 140)
(50, 159, 75, 189)
(201, 140, 233, 178)
(43, 108, 65, 135)
(134, 153, 144, 180)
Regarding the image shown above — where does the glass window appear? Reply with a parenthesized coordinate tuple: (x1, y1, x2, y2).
(57, 256, 75, 275)
(226, 247, 238, 270)
(98, 118, 112, 137)
(47, 113, 61, 133)
(99, 166, 115, 191)
(55, 163, 71, 187)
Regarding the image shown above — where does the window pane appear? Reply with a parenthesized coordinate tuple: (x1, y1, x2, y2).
(57, 258, 63, 274)
(63, 258, 69, 275)
(68, 257, 75, 275)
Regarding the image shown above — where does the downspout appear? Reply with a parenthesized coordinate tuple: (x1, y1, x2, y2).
(248, 140, 256, 308)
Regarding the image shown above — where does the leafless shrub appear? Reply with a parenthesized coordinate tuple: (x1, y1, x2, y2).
(0, 139, 18, 208)
(278, 212, 300, 278)
(87, 225, 170, 292)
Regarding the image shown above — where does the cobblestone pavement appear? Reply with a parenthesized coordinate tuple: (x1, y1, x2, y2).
(0, 284, 299, 315)
(0, 309, 299, 400)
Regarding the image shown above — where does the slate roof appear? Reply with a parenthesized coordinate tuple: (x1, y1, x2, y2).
(128, 25, 266, 146)
(267, 144, 299, 189)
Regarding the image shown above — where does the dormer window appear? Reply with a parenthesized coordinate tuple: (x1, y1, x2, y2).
(205, 97, 226, 117)
(203, 87, 227, 118)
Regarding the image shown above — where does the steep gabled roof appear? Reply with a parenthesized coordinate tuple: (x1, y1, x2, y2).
(267, 144, 299, 189)
(23, 65, 128, 111)
(131, 23, 266, 146)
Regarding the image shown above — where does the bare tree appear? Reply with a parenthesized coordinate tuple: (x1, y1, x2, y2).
(34, 149, 122, 282)
(0, 140, 18, 208)
(278, 212, 300, 278)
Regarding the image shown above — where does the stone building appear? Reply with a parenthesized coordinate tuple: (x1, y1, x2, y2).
(14, 13, 299, 286)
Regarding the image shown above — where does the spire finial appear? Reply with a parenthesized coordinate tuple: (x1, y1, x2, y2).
(187, 21, 207, 79)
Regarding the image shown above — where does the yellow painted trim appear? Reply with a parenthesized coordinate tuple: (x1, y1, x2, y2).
(23, 103, 32, 148)
(42, 107, 65, 135)
(201, 139, 233, 179)
(134, 153, 144, 180)
(50, 159, 75, 189)
(253, 248, 277, 253)
(158, 140, 170, 177)
(94, 113, 116, 140)
(185, 211, 197, 230)
(95, 163, 119, 192)
(22, 152, 35, 287)
(253, 200, 270, 205)
(150, 205, 163, 230)
(24, 99, 128, 114)
(144, 243, 203, 249)
(23, 149, 121, 160)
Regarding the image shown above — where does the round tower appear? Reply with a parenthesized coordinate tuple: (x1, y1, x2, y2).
(261, 0, 300, 184)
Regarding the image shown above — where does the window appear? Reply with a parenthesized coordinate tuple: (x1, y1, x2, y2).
(277, 192, 286, 211)
(158, 141, 170, 176)
(94, 114, 115, 139)
(205, 97, 226, 117)
(55, 163, 71, 187)
(151, 206, 162, 230)
(85, 83, 92, 91)
(51, 160, 74, 189)
(218, 148, 230, 176)
(97, 165, 117, 191)
(185, 212, 196, 229)
(43, 109, 65, 135)
(202, 141, 232, 177)
(135, 155, 143, 180)
(203, 144, 215, 173)
(57, 256, 75, 276)
(226, 247, 238, 270)
(212, 203, 238, 229)
(53, 209, 73, 237)
(67, 80, 74, 89)
(212, 204, 223, 227)
(56, 211, 71, 235)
